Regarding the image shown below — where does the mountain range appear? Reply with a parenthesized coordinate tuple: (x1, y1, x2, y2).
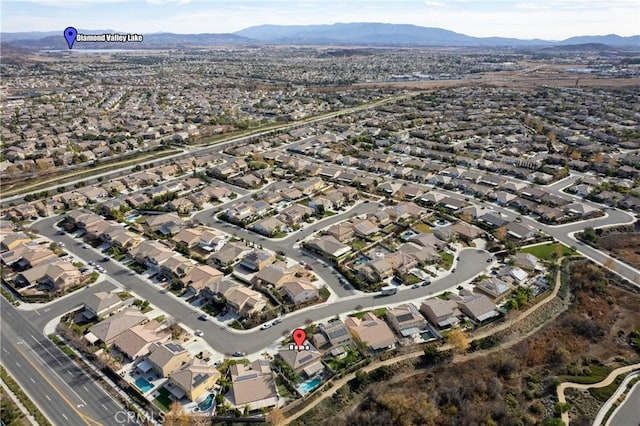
(1, 23, 638, 49)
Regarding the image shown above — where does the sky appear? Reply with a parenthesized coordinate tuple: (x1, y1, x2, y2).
(1, 0, 639, 40)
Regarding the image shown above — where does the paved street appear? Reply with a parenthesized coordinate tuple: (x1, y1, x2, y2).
(33, 214, 490, 356)
(608, 380, 640, 426)
(1, 297, 124, 426)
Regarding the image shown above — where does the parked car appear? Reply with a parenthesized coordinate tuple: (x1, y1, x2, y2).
(198, 314, 208, 321)
(272, 318, 283, 325)
(232, 351, 246, 357)
(194, 330, 204, 337)
(260, 322, 272, 330)
(411, 284, 420, 289)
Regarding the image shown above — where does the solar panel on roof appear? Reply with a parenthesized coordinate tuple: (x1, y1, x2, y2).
(236, 373, 258, 382)
(299, 354, 313, 364)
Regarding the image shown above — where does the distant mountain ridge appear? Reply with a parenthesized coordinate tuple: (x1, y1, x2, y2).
(234, 23, 639, 47)
(2, 23, 639, 49)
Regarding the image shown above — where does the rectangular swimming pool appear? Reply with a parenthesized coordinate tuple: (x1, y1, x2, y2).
(135, 377, 154, 393)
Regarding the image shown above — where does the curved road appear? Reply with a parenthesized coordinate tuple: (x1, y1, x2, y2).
(32, 212, 491, 355)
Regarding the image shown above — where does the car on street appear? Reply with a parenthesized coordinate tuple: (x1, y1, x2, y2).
(57, 242, 65, 247)
(451, 268, 456, 273)
(272, 318, 283, 325)
(486, 257, 492, 262)
(194, 330, 204, 337)
(198, 314, 208, 321)
(421, 280, 431, 287)
(88, 261, 95, 266)
(456, 256, 461, 261)
(232, 351, 246, 357)
(102, 256, 110, 262)
(260, 322, 272, 330)
(411, 284, 420, 289)
(82, 244, 88, 249)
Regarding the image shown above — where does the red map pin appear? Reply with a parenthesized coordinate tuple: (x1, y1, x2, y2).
(292, 328, 306, 348)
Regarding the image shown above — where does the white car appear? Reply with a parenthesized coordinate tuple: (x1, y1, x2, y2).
(260, 323, 272, 330)
(194, 330, 204, 337)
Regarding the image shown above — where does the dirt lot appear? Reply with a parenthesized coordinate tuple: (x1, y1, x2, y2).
(597, 233, 640, 271)
(294, 260, 640, 426)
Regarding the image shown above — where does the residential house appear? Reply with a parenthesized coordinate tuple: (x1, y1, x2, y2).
(326, 223, 355, 242)
(146, 342, 191, 377)
(505, 222, 537, 240)
(278, 344, 323, 377)
(344, 313, 396, 351)
(168, 358, 221, 402)
(225, 286, 267, 317)
(419, 298, 461, 329)
(252, 264, 297, 288)
(239, 250, 275, 272)
(211, 242, 252, 268)
(228, 360, 278, 409)
(159, 254, 195, 279)
(312, 320, 353, 351)
(355, 258, 393, 283)
(131, 240, 173, 268)
(252, 216, 286, 237)
(456, 294, 499, 323)
(0, 232, 31, 252)
(386, 304, 427, 337)
(282, 279, 319, 304)
(305, 236, 352, 259)
(113, 320, 171, 360)
(352, 219, 380, 239)
(279, 204, 314, 226)
(474, 277, 514, 302)
(181, 265, 224, 294)
(83, 291, 123, 319)
(513, 253, 541, 271)
(86, 308, 148, 345)
(14, 261, 82, 292)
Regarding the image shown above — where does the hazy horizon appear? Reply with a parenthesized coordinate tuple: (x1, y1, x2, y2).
(1, 0, 638, 40)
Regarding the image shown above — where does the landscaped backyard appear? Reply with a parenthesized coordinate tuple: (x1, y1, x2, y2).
(153, 387, 173, 412)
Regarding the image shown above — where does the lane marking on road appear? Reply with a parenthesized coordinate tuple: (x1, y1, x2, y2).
(101, 404, 108, 411)
(45, 395, 51, 401)
(83, 385, 89, 392)
(30, 378, 35, 383)
(15, 362, 20, 367)
(25, 341, 87, 406)
(15, 344, 103, 426)
(31, 334, 63, 366)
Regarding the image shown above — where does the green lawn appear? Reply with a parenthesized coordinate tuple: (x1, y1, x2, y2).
(558, 365, 612, 385)
(350, 238, 368, 251)
(327, 349, 361, 371)
(414, 223, 431, 233)
(153, 387, 173, 412)
(349, 308, 387, 319)
(519, 243, 577, 260)
(437, 291, 452, 300)
(404, 274, 422, 285)
(439, 253, 454, 270)
(589, 375, 625, 402)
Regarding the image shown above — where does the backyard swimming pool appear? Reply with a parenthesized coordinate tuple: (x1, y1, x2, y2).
(135, 377, 154, 393)
(353, 255, 371, 265)
(197, 393, 215, 411)
(297, 375, 322, 396)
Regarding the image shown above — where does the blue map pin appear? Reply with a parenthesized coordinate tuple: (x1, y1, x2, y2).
(64, 27, 77, 49)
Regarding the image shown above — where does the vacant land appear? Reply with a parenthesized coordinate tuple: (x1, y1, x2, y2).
(293, 260, 640, 426)
(596, 233, 640, 270)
